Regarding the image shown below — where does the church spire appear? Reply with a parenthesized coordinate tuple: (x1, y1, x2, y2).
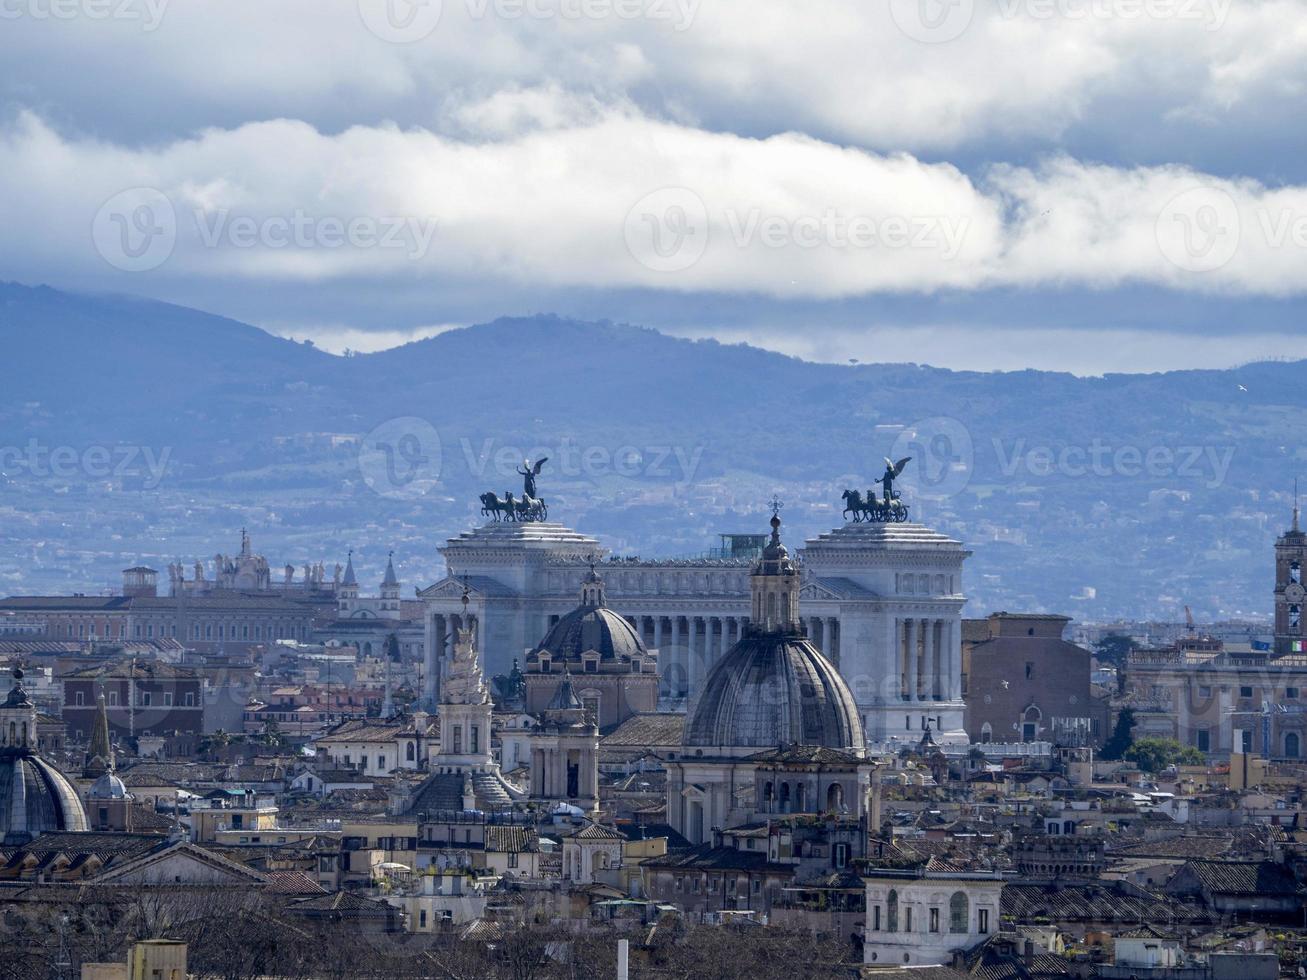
(84, 690, 114, 778)
(342, 549, 357, 587)
(751, 501, 801, 632)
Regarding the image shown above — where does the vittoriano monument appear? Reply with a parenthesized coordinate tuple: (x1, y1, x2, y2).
(841, 456, 912, 523)
(480, 457, 550, 523)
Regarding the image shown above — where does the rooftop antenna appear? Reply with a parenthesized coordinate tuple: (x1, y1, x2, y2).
(1294, 478, 1301, 533)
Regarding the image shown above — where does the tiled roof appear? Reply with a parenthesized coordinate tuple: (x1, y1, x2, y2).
(485, 826, 537, 852)
(1181, 859, 1300, 897)
(571, 823, 625, 841)
(601, 712, 684, 748)
(746, 745, 865, 765)
(264, 870, 328, 895)
(1002, 882, 1209, 923)
(643, 843, 793, 874)
(1110, 835, 1233, 859)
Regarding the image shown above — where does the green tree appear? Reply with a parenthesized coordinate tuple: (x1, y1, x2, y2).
(1126, 736, 1204, 773)
(1101, 708, 1135, 760)
(1093, 633, 1138, 667)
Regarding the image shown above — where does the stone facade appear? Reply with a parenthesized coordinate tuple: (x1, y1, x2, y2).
(863, 868, 1004, 967)
(419, 517, 970, 745)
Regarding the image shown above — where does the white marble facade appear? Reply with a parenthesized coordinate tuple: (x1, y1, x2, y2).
(419, 518, 969, 745)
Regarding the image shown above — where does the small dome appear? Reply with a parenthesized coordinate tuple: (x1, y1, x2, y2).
(90, 770, 130, 800)
(684, 631, 864, 753)
(0, 753, 90, 844)
(533, 605, 647, 664)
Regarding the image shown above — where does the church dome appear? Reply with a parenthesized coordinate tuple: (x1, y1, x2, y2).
(90, 770, 130, 801)
(684, 510, 864, 753)
(0, 753, 90, 844)
(683, 629, 864, 752)
(0, 668, 90, 844)
(531, 569, 647, 664)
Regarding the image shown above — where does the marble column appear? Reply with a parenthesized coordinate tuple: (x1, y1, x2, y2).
(653, 615, 663, 652)
(827, 618, 840, 667)
(926, 619, 940, 700)
(905, 618, 918, 702)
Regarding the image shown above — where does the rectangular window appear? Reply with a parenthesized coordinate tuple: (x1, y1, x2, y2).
(929, 908, 940, 933)
(453, 725, 462, 754)
(185, 692, 195, 707)
(1241, 686, 1254, 698)
(978, 909, 990, 934)
(471, 726, 479, 753)
(873, 906, 881, 931)
(141, 692, 151, 706)
(1197, 729, 1210, 752)
(164, 693, 173, 707)
(1289, 687, 1301, 700)
(108, 691, 118, 706)
(1198, 685, 1212, 698)
(507, 853, 518, 869)
(905, 908, 913, 932)
(377, 756, 384, 771)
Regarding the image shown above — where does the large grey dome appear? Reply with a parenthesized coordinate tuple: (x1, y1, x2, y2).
(0, 752, 89, 844)
(683, 628, 864, 752)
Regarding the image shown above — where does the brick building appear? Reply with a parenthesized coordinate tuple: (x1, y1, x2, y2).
(63, 661, 204, 741)
(963, 613, 1106, 746)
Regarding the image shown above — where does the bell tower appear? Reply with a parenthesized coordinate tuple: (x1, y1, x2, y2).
(1275, 489, 1307, 656)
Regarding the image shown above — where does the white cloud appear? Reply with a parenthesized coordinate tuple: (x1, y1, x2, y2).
(2, 110, 1305, 301)
(2, 0, 1306, 155)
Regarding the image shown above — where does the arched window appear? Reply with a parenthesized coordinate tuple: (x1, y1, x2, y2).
(764, 782, 774, 810)
(779, 782, 791, 812)
(980, 723, 993, 744)
(827, 783, 844, 811)
(406, 741, 416, 761)
(949, 892, 968, 933)
(1287, 732, 1301, 759)
(887, 890, 899, 932)
(796, 783, 806, 811)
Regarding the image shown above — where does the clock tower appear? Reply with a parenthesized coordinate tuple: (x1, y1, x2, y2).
(1275, 497, 1307, 656)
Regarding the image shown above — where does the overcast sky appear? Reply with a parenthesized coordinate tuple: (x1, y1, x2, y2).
(2, 0, 1306, 373)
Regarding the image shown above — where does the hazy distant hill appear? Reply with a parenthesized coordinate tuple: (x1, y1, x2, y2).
(1, 280, 1302, 623)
